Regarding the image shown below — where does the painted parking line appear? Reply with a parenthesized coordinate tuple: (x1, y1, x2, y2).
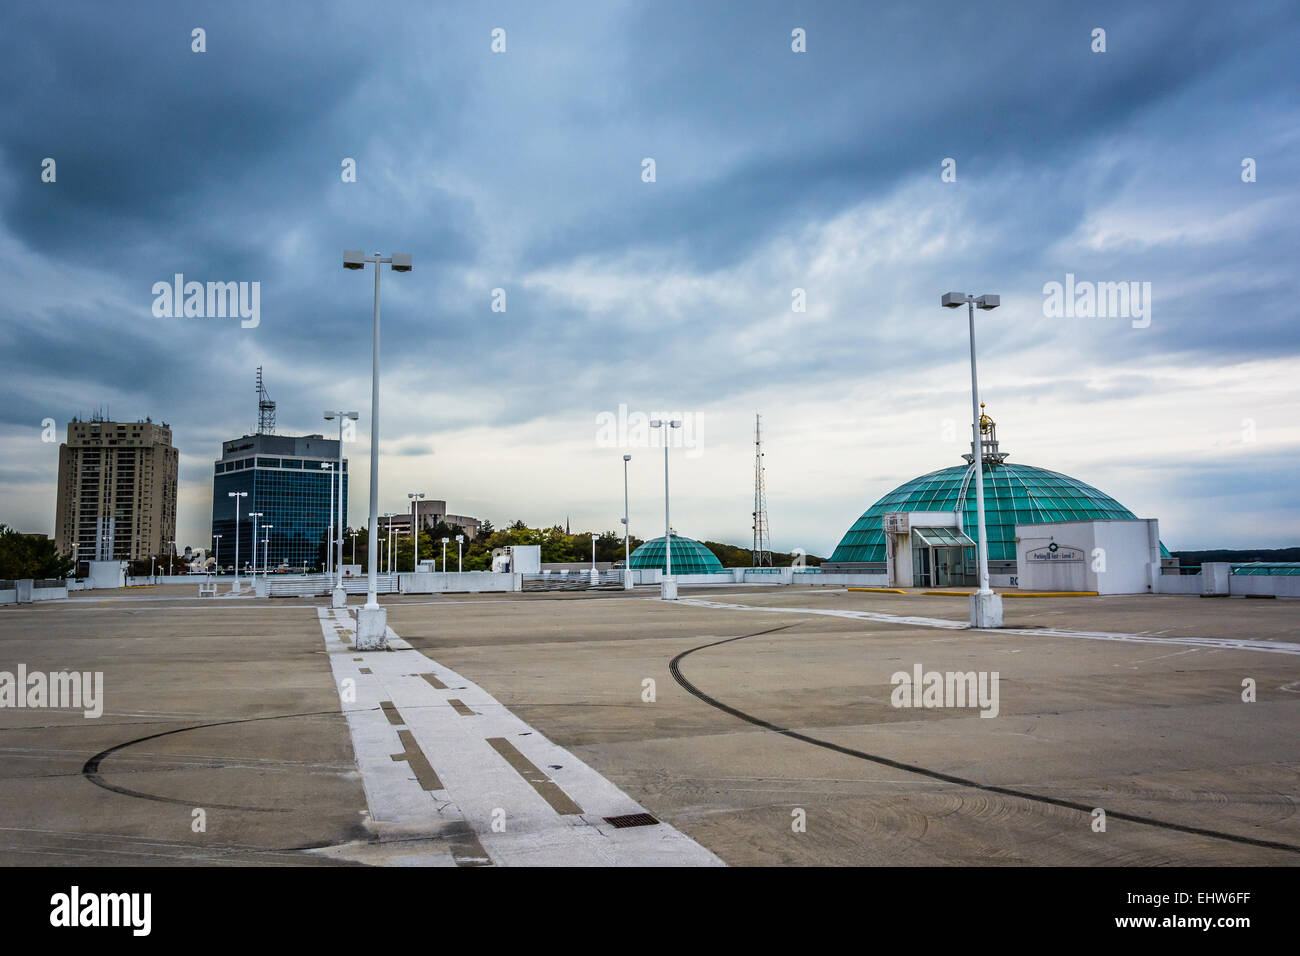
(315, 607, 722, 867)
(676, 598, 1300, 656)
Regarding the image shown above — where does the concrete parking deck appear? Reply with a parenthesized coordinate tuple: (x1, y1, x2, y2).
(1, 585, 1296, 865)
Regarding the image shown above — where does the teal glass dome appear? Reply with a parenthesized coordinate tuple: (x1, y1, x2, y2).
(830, 460, 1167, 565)
(629, 533, 726, 573)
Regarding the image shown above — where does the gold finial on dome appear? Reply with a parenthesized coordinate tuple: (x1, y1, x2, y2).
(962, 404, 1009, 465)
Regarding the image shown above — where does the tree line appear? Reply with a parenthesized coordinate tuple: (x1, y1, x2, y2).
(335, 520, 822, 572)
(0, 525, 74, 580)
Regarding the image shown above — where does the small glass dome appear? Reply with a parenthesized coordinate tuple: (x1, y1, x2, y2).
(629, 532, 726, 573)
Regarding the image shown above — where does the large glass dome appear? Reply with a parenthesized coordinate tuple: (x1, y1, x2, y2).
(629, 533, 726, 573)
(829, 461, 1166, 565)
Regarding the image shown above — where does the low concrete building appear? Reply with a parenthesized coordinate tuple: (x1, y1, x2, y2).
(1015, 519, 1162, 594)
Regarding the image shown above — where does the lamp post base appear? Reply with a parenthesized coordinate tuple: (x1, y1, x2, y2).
(660, 577, 677, 601)
(969, 591, 1003, 628)
(623, 571, 634, 590)
(331, 585, 347, 609)
(355, 605, 388, 649)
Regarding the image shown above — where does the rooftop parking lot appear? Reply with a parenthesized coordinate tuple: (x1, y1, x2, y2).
(1, 584, 1296, 865)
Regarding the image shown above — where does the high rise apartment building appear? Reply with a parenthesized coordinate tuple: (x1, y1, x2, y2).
(54, 417, 179, 565)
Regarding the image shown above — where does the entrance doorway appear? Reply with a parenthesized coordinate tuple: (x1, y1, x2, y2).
(912, 528, 978, 587)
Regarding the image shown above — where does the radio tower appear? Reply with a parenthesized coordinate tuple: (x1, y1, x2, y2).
(751, 413, 772, 567)
(256, 366, 276, 434)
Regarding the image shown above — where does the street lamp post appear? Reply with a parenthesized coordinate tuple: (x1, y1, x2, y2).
(441, 537, 448, 572)
(343, 249, 412, 649)
(351, 532, 357, 567)
(227, 491, 247, 593)
(409, 493, 425, 571)
(319, 463, 334, 579)
(262, 526, 273, 574)
(456, 534, 464, 573)
(248, 514, 263, 585)
(213, 534, 222, 575)
(941, 291, 1003, 628)
(325, 411, 359, 607)
(382, 514, 396, 574)
(649, 419, 682, 600)
(622, 454, 633, 589)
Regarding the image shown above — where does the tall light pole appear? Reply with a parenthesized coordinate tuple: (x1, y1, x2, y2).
(409, 492, 425, 571)
(622, 454, 633, 589)
(382, 513, 396, 574)
(350, 532, 357, 567)
(343, 249, 412, 649)
(941, 291, 1003, 628)
(325, 411, 358, 606)
(262, 527, 273, 574)
(441, 537, 449, 572)
(213, 534, 222, 575)
(248, 514, 263, 581)
(227, 491, 247, 593)
(649, 419, 682, 600)
(591, 533, 597, 570)
(456, 534, 464, 572)
(319, 463, 334, 578)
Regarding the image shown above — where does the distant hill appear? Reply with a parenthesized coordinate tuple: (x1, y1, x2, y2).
(1172, 548, 1300, 564)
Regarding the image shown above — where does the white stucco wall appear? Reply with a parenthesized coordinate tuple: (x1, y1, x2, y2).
(1016, 519, 1160, 594)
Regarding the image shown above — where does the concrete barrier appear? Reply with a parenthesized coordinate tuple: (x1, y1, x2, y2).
(1158, 575, 1203, 595)
(1229, 575, 1300, 598)
(801, 573, 890, 586)
(401, 572, 520, 594)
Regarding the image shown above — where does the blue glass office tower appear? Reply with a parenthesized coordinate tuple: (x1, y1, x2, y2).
(211, 433, 347, 572)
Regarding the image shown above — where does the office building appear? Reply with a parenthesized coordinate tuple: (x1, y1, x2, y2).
(380, 499, 481, 539)
(211, 433, 346, 571)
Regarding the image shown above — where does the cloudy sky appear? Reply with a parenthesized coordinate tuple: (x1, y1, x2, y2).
(1, 0, 1297, 557)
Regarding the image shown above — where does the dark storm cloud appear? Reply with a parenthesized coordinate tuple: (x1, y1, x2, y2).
(1, 0, 1297, 543)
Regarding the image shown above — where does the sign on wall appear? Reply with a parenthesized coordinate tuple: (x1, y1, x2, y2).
(1024, 542, 1084, 563)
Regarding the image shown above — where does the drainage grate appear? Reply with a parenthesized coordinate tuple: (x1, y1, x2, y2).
(603, 812, 660, 829)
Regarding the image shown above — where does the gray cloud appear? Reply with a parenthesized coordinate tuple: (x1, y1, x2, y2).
(1, 0, 1297, 551)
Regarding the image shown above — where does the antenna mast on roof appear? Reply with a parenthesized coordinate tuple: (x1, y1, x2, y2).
(752, 413, 772, 567)
(256, 366, 276, 434)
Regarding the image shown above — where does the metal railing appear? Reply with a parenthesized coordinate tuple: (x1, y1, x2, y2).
(1162, 563, 1300, 576)
(265, 574, 398, 598)
(522, 570, 626, 591)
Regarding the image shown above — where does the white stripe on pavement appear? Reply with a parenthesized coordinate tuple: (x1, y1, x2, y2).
(315, 607, 722, 867)
(675, 598, 1300, 656)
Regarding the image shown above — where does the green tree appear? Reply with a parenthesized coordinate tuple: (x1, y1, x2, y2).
(0, 525, 74, 579)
